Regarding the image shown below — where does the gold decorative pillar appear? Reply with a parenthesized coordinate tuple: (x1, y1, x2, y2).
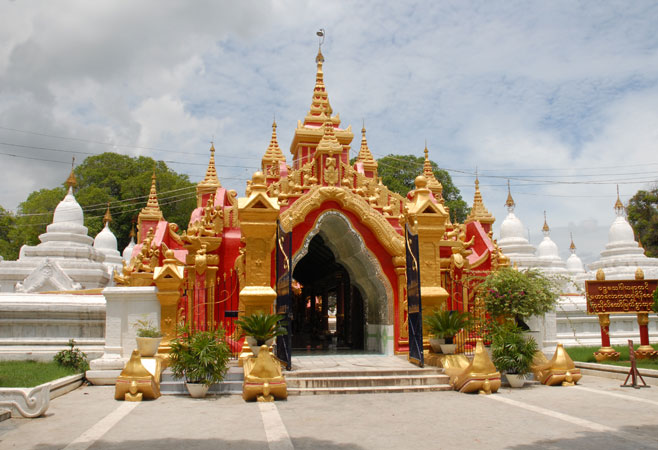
(237, 172, 280, 317)
(404, 175, 450, 341)
(153, 249, 185, 353)
(634, 268, 656, 358)
(592, 270, 620, 362)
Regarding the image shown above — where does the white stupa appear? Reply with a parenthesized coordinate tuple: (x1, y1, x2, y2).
(122, 225, 136, 263)
(0, 167, 111, 292)
(497, 183, 541, 270)
(533, 212, 568, 275)
(565, 234, 586, 275)
(587, 188, 658, 279)
(93, 204, 123, 277)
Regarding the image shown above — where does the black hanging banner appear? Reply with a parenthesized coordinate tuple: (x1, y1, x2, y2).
(275, 221, 293, 370)
(405, 224, 424, 367)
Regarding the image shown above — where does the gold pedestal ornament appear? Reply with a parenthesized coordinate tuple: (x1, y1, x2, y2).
(114, 350, 162, 401)
(243, 345, 288, 402)
(532, 343, 582, 386)
(445, 339, 501, 394)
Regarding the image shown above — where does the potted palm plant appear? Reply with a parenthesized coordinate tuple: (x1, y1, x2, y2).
(235, 311, 287, 356)
(423, 309, 471, 354)
(491, 321, 538, 388)
(168, 325, 231, 398)
(133, 319, 163, 357)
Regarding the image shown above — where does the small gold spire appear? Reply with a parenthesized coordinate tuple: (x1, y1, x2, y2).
(262, 119, 286, 167)
(129, 219, 136, 239)
(144, 168, 162, 214)
(569, 232, 576, 253)
(422, 145, 443, 202)
(65, 156, 77, 189)
(103, 202, 112, 225)
(466, 172, 494, 226)
(304, 46, 334, 125)
(542, 211, 550, 234)
(505, 180, 515, 210)
(614, 184, 624, 215)
(355, 122, 377, 169)
(199, 142, 221, 189)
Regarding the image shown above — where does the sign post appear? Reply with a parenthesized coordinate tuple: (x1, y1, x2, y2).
(585, 269, 657, 361)
(621, 340, 648, 389)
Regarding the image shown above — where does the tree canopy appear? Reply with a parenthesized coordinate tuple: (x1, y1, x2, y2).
(627, 187, 658, 257)
(1, 153, 196, 260)
(375, 154, 469, 222)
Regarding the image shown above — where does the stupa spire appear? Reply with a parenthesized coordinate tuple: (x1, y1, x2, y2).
(103, 202, 112, 225)
(542, 211, 550, 236)
(196, 142, 222, 207)
(137, 166, 164, 242)
(505, 180, 515, 211)
(569, 232, 576, 254)
(466, 170, 495, 229)
(422, 144, 444, 203)
(65, 156, 77, 190)
(304, 30, 334, 126)
(614, 184, 625, 217)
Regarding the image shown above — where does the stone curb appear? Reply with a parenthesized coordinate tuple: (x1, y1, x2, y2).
(575, 361, 658, 385)
(0, 372, 84, 418)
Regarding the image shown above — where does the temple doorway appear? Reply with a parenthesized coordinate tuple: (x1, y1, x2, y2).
(291, 234, 365, 351)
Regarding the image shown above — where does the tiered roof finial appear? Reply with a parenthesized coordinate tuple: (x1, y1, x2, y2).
(199, 142, 221, 189)
(466, 170, 495, 226)
(262, 120, 286, 166)
(103, 202, 112, 225)
(614, 184, 625, 216)
(569, 232, 576, 254)
(66, 156, 77, 189)
(142, 166, 163, 217)
(505, 180, 515, 211)
(304, 30, 334, 126)
(356, 122, 377, 166)
(422, 144, 443, 202)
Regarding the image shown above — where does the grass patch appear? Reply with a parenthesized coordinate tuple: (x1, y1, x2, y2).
(566, 344, 658, 370)
(0, 361, 81, 388)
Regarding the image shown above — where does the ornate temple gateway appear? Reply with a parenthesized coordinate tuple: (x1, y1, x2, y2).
(114, 48, 506, 363)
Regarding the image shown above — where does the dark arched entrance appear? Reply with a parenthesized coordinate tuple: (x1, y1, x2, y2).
(291, 234, 364, 351)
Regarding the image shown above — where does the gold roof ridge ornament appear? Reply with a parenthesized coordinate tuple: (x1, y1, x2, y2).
(466, 170, 494, 225)
(262, 120, 286, 165)
(315, 117, 343, 155)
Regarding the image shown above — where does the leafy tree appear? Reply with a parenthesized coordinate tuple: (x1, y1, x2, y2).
(375, 154, 469, 222)
(627, 187, 658, 257)
(4, 153, 196, 259)
(0, 206, 18, 260)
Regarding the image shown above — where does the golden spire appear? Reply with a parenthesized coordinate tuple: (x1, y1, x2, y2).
(140, 167, 163, 219)
(614, 184, 625, 216)
(103, 202, 112, 225)
(542, 211, 550, 235)
(262, 120, 286, 166)
(569, 232, 576, 254)
(466, 171, 494, 226)
(316, 118, 343, 154)
(304, 44, 334, 126)
(355, 122, 378, 173)
(129, 219, 136, 239)
(199, 142, 221, 189)
(422, 144, 443, 203)
(505, 180, 515, 211)
(65, 156, 77, 189)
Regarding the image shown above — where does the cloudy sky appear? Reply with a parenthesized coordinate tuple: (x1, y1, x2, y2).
(1, 1, 657, 264)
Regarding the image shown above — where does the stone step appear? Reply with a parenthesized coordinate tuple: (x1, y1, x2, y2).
(160, 366, 244, 383)
(286, 374, 449, 389)
(286, 368, 444, 378)
(288, 384, 453, 395)
(159, 366, 244, 395)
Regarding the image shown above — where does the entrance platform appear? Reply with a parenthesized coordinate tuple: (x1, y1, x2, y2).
(286, 353, 452, 395)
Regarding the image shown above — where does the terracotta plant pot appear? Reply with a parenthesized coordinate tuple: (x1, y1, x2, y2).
(185, 382, 210, 398)
(506, 373, 525, 388)
(136, 337, 162, 357)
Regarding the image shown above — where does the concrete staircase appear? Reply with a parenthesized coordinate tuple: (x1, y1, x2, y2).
(159, 365, 243, 395)
(285, 367, 452, 395)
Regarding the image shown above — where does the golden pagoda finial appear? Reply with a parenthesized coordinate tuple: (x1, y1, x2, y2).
(542, 211, 550, 235)
(146, 167, 160, 210)
(262, 119, 286, 168)
(103, 202, 112, 225)
(129, 218, 136, 239)
(65, 156, 77, 189)
(505, 180, 515, 211)
(304, 29, 334, 126)
(199, 142, 221, 188)
(466, 171, 494, 226)
(569, 232, 576, 253)
(614, 184, 624, 216)
(422, 144, 443, 202)
(355, 121, 377, 168)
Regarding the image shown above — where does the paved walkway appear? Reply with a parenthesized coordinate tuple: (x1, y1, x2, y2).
(2, 370, 658, 449)
(291, 354, 416, 371)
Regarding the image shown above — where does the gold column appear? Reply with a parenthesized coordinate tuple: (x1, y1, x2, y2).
(153, 249, 185, 354)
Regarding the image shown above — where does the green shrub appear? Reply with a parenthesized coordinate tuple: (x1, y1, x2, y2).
(235, 312, 287, 345)
(168, 326, 231, 386)
(53, 339, 89, 372)
(491, 322, 538, 377)
(423, 309, 471, 344)
(133, 318, 163, 338)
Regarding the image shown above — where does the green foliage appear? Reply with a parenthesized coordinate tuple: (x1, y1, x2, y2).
(235, 312, 287, 345)
(423, 309, 471, 343)
(168, 326, 231, 386)
(133, 319, 163, 338)
(491, 322, 538, 376)
(476, 267, 560, 321)
(0, 206, 18, 260)
(53, 339, 89, 372)
(653, 288, 658, 314)
(376, 154, 469, 222)
(627, 187, 658, 257)
(1, 153, 195, 260)
(0, 361, 79, 387)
